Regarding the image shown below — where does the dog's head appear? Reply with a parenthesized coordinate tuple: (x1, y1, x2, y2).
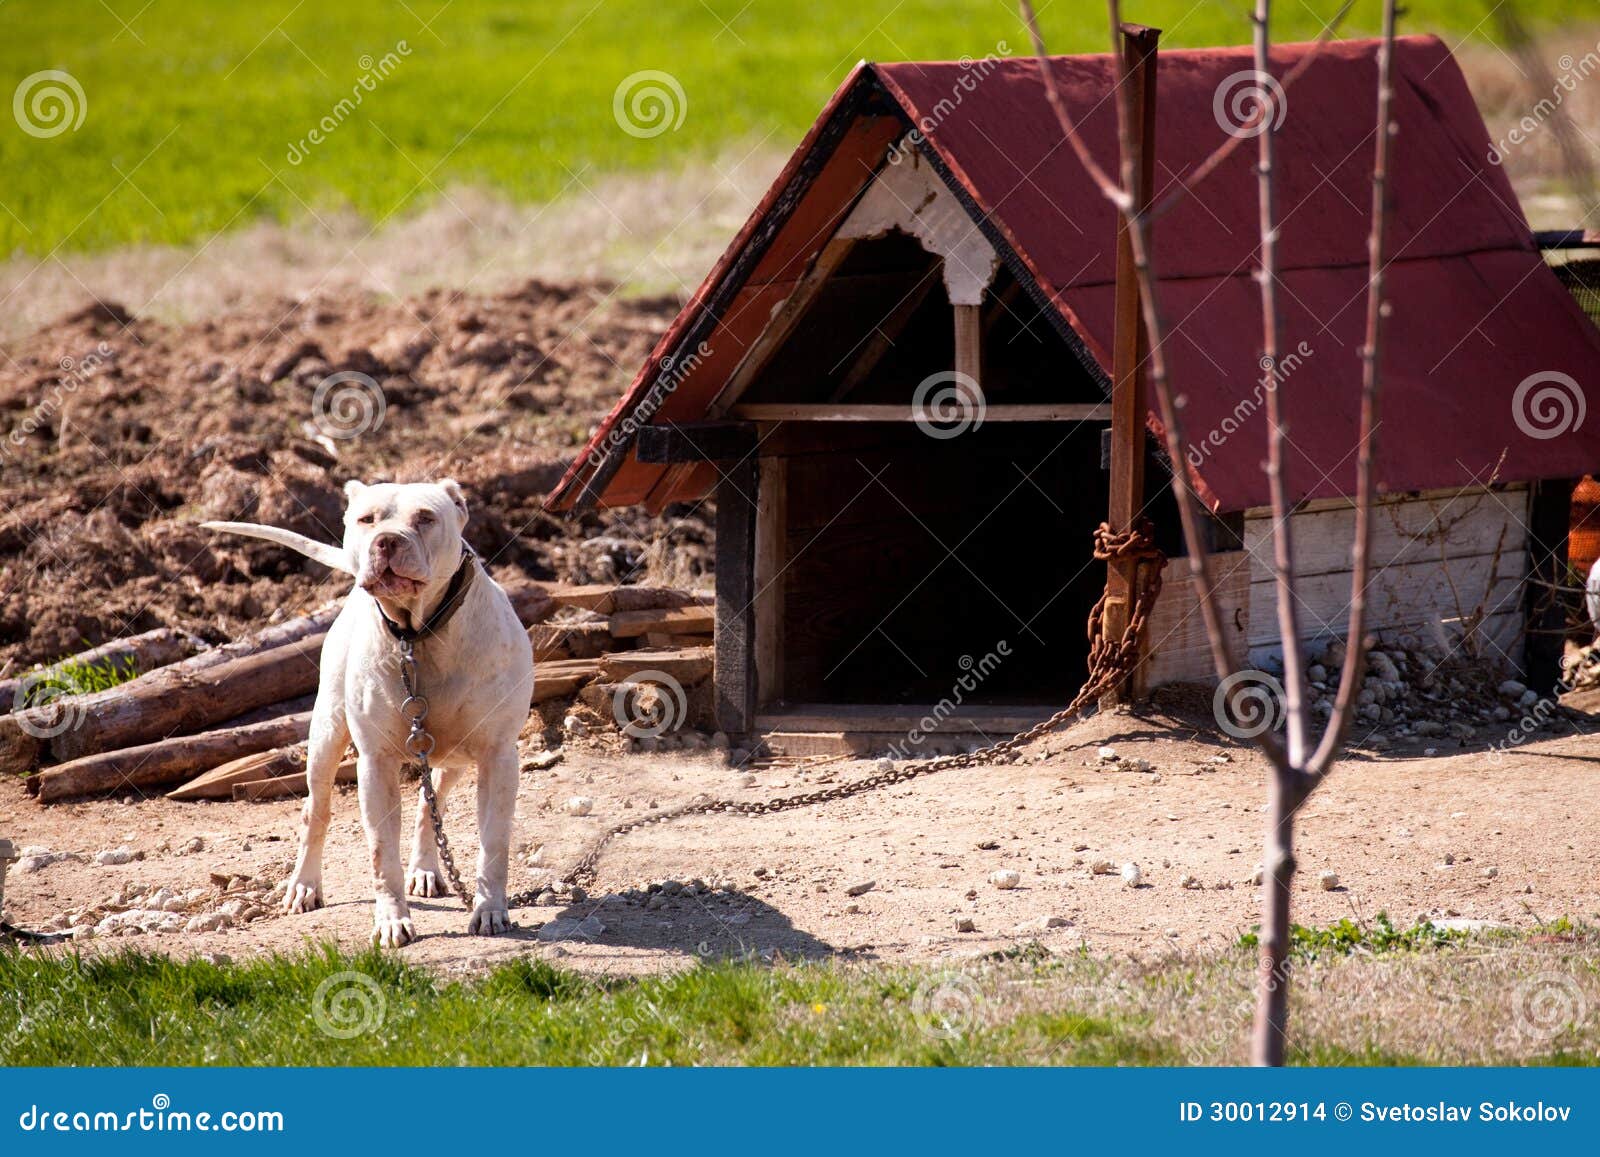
(342, 480, 469, 608)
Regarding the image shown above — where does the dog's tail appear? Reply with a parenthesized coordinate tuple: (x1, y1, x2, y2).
(200, 521, 355, 575)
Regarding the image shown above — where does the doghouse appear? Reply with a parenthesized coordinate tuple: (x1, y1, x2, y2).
(549, 35, 1600, 749)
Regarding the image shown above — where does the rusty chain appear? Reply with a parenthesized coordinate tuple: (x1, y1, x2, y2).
(409, 521, 1165, 906)
(556, 520, 1167, 889)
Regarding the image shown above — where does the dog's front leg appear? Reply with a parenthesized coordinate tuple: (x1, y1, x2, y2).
(284, 709, 349, 914)
(357, 752, 415, 947)
(469, 743, 518, 935)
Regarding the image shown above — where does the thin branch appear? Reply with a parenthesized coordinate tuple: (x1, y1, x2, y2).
(1253, 0, 1310, 768)
(1148, 0, 1356, 222)
(1307, 0, 1398, 777)
(1018, 0, 1130, 210)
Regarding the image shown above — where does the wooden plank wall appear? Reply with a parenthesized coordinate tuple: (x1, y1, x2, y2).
(1143, 484, 1530, 686)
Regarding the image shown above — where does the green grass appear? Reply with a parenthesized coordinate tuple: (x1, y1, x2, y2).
(0, 946, 1168, 1066)
(1237, 912, 1470, 960)
(0, 0, 1571, 257)
(3, 935, 1596, 1066)
(16, 652, 140, 708)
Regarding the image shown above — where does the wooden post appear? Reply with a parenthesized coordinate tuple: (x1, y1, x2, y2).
(1101, 23, 1160, 705)
(714, 457, 759, 736)
(754, 456, 787, 707)
(953, 302, 982, 389)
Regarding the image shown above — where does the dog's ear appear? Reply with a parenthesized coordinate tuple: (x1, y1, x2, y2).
(343, 480, 367, 503)
(438, 478, 469, 524)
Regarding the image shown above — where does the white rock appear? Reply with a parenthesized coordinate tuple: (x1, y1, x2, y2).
(989, 869, 1022, 890)
(1123, 757, 1152, 773)
(1120, 862, 1143, 888)
(1318, 871, 1340, 891)
(176, 836, 205, 856)
(955, 917, 976, 933)
(94, 847, 136, 866)
(1096, 746, 1119, 762)
(564, 796, 594, 817)
(19, 849, 73, 873)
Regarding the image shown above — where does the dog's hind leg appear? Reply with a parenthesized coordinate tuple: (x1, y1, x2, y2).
(406, 765, 465, 898)
(468, 743, 518, 936)
(283, 708, 349, 915)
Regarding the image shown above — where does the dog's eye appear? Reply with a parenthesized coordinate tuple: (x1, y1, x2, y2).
(413, 511, 435, 527)
(356, 512, 377, 525)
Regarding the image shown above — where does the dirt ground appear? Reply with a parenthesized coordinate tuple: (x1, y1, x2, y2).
(0, 281, 710, 672)
(6, 697, 1597, 975)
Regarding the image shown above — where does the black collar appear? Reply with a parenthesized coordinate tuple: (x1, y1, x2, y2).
(374, 549, 478, 644)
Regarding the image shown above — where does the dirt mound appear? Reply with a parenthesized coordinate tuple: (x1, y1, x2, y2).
(0, 281, 711, 670)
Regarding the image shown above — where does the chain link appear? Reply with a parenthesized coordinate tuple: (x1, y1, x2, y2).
(409, 522, 1165, 905)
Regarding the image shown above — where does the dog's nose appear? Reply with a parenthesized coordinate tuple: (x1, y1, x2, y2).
(371, 532, 403, 558)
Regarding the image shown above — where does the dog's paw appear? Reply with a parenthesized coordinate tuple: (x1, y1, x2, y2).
(468, 903, 509, 936)
(406, 867, 445, 898)
(371, 914, 416, 949)
(284, 878, 323, 914)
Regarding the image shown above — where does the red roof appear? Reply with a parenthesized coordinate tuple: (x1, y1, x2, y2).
(550, 35, 1600, 514)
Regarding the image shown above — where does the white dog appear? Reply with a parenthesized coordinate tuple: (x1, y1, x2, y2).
(204, 479, 534, 947)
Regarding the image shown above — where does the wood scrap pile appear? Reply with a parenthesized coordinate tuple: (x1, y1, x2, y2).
(5, 579, 714, 805)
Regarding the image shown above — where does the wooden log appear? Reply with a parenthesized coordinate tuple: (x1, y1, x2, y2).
(46, 634, 326, 765)
(33, 712, 313, 803)
(529, 620, 613, 662)
(541, 584, 710, 616)
(0, 607, 337, 776)
(599, 646, 714, 685)
(531, 659, 602, 703)
(0, 628, 203, 714)
(232, 758, 357, 802)
(167, 747, 304, 801)
(609, 605, 716, 638)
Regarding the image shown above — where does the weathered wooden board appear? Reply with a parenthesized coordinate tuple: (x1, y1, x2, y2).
(1142, 552, 1251, 686)
(1242, 485, 1529, 580)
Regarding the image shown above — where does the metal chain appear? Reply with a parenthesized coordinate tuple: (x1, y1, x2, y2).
(557, 520, 1167, 889)
(407, 521, 1165, 905)
(399, 639, 476, 908)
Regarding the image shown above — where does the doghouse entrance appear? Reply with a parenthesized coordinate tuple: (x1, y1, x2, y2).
(773, 422, 1108, 707)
